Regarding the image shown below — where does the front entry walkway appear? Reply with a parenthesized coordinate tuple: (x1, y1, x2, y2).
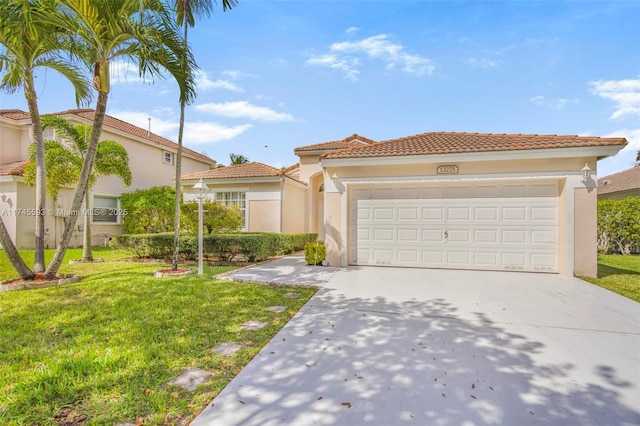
(194, 259, 640, 425)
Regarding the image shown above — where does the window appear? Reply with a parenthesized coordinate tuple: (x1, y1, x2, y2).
(93, 196, 119, 223)
(215, 192, 246, 225)
(163, 151, 174, 165)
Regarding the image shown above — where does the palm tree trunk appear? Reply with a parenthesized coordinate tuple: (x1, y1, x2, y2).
(45, 90, 108, 278)
(0, 217, 35, 280)
(171, 21, 189, 271)
(81, 190, 93, 262)
(25, 73, 46, 273)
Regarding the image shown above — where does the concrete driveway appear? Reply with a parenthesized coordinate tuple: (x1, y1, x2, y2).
(193, 256, 640, 425)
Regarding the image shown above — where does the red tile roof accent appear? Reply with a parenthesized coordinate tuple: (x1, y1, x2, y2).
(0, 109, 216, 165)
(321, 132, 628, 159)
(598, 166, 640, 195)
(182, 162, 285, 180)
(282, 163, 301, 181)
(294, 134, 377, 153)
(0, 109, 31, 120)
(0, 160, 29, 176)
(53, 109, 215, 164)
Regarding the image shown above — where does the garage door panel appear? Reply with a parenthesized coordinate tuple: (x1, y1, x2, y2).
(398, 229, 419, 241)
(422, 251, 444, 264)
(448, 229, 471, 243)
(398, 207, 419, 220)
(422, 229, 444, 242)
(374, 208, 394, 220)
(448, 251, 471, 265)
(373, 228, 394, 241)
(397, 250, 418, 263)
(351, 181, 559, 273)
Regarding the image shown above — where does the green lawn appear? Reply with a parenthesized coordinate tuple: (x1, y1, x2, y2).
(581, 254, 640, 303)
(0, 248, 315, 425)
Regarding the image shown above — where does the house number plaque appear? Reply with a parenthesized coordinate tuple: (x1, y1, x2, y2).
(437, 165, 459, 174)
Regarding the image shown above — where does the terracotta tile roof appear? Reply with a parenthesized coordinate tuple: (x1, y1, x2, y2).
(0, 109, 31, 120)
(0, 160, 29, 176)
(1, 109, 216, 165)
(598, 166, 640, 195)
(294, 134, 377, 154)
(322, 131, 628, 159)
(182, 162, 284, 181)
(53, 109, 215, 165)
(282, 163, 301, 181)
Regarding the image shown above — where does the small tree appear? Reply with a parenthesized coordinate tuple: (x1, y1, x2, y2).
(24, 115, 132, 261)
(181, 201, 242, 234)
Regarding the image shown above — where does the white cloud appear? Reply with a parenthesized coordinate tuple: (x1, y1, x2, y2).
(195, 101, 294, 122)
(589, 78, 640, 120)
(195, 70, 244, 92)
(221, 70, 255, 80)
(603, 128, 640, 152)
(466, 58, 500, 69)
(108, 109, 251, 144)
(110, 109, 178, 135)
(306, 54, 360, 80)
(110, 61, 146, 84)
(346, 26, 360, 35)
(529, 95, 579, 110)
(307, 34, 434, 80)
(184, 122, 253, 144)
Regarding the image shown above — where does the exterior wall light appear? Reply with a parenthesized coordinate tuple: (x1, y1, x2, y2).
(332, 172, 338, 185)
(580, 163, 591, 183)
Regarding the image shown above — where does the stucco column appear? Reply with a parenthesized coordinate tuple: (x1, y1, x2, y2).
(574, 186, 598, 277)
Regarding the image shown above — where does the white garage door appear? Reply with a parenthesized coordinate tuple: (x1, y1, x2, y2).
(350, 181, 560, 273)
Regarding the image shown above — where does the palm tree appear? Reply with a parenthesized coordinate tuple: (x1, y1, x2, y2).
(23, 115, 132, 261)
(42, 0, 196, 278)
(0, 0, 91, 279)
(229, 153, 249, 165)
(170, 0, 237, 271)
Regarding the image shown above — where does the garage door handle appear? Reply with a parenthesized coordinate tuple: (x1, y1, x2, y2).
(444, 230, 448, 240)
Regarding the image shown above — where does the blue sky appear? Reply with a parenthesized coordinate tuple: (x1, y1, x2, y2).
(1, 0, 639, 177)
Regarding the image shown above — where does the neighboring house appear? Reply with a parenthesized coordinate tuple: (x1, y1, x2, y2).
(0, 109, 216, 249)
(183, 132, 626, 277)
(181, 162, 307, 233)
(597, 166, 640, 199)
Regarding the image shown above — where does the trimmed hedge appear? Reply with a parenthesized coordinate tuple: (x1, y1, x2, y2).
(111, 232, 317, 262)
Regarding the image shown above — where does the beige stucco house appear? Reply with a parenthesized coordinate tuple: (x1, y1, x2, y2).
(183, 132, 627, 278)
(597, 166, 640, 199)
(0, 109, 216, 249)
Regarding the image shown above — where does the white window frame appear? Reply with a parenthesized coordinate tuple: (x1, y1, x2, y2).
(163, 151, 174, 165)
(91, 194, 122, 225)
(214, 191, 247, 230)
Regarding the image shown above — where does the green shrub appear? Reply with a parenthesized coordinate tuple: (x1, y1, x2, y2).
(598, 198, 640, 254)
(112, 232, 317, 262)
(119, 186, 177, 234)
(304, 241, 326, 265)
(181, 201, 243, 234)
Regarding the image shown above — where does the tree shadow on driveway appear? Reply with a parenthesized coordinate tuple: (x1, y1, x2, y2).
(193, 287, 640, 425)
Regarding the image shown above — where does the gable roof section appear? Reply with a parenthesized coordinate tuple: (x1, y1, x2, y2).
(322, 132, 628, 159)
(0, 109, 216, 165)
(598, 166, 640, 195)
(182, 162, 307, 185)
(282, 163, 301, 181)
(0, 109, 31, 121)
(294, 134, 377, 154)
(0, 160, 29, 176)
(54, 109, 215, 165)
